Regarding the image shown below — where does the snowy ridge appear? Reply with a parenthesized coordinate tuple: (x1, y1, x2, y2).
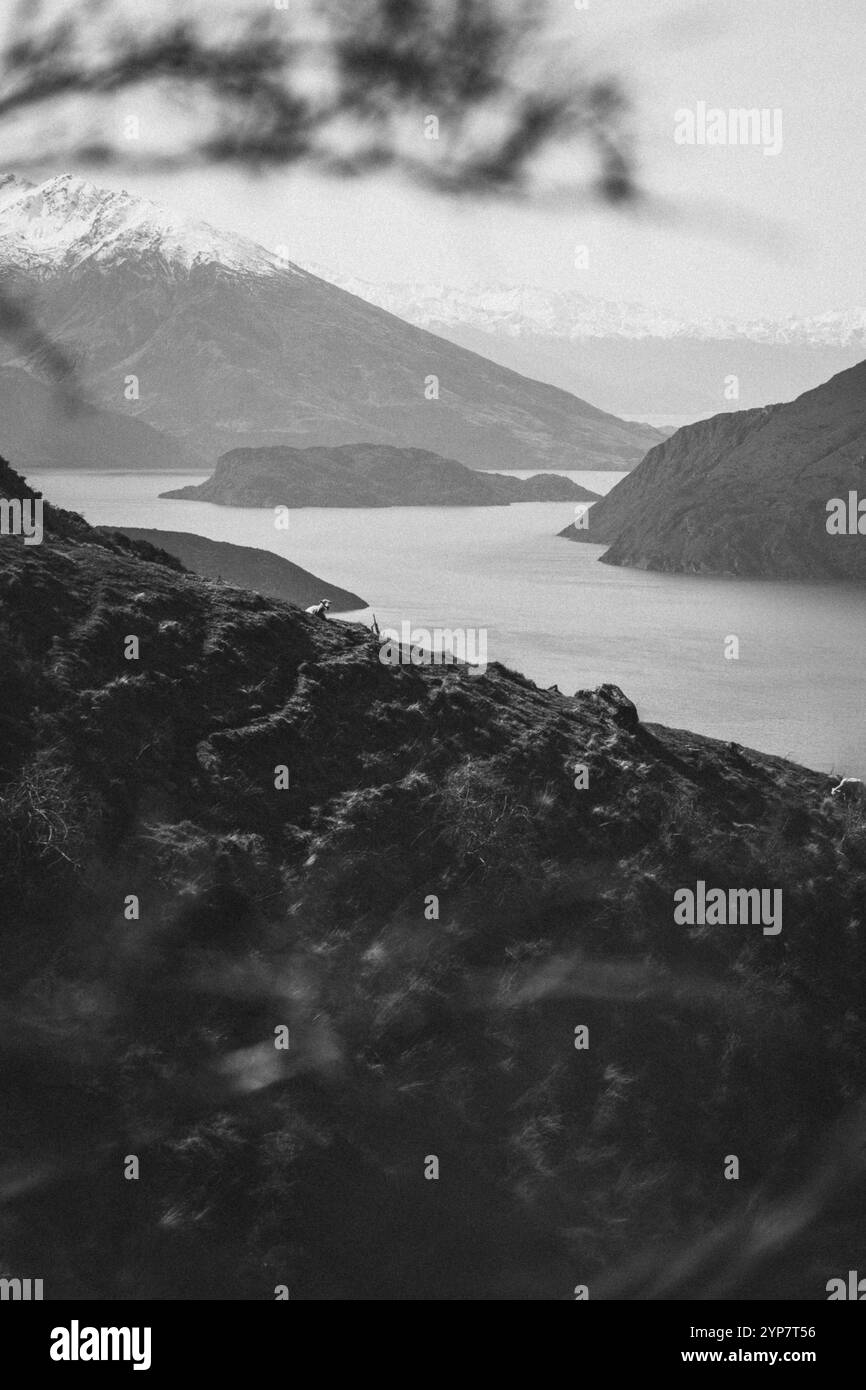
(300, 264, 866, 349)
(0, 173, 309, 278)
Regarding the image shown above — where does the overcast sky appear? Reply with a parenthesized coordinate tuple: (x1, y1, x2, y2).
(20, 0, 866, 321)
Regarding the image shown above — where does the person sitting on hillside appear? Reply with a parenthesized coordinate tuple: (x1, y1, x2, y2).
(305, 599, 331, 618)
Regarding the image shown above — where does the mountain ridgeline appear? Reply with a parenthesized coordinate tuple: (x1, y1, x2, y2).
(2, 461, 866, 1299)
(0, 174, 661, 473)
(161, 443, 600, 508)
(560, 360, 866, 580)
(109, 529, 367, 610)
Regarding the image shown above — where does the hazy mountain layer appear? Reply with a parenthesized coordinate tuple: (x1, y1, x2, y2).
(425, 322, 865, 419)
(310, 271, 866, 416)
(0, 365, 201, 472)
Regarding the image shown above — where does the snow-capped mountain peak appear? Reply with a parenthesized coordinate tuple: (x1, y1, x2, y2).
(0, 171, 663, 472)
(0, 172, 306, 278)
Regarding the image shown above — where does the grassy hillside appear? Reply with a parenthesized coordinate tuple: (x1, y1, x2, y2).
(2, 459, 866, 1299)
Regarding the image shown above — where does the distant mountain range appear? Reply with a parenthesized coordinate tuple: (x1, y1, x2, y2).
(304, 271, 866, 419)
(559, 360, 866, 581)
(302, 273, 866, 347)
(0, 173, 660, 472)
(162, 443, 600, 507)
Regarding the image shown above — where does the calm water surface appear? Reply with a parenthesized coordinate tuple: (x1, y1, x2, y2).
(31, 469, 866, 779)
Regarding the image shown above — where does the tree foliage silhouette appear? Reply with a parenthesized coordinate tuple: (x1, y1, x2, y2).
(0, 0, 637, 385)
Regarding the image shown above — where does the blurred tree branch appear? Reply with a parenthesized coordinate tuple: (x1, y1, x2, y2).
(0, 0, 639, 387)
(0, 0, 637, 197)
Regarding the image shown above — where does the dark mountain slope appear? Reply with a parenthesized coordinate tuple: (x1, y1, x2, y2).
(2, 462, 866, 1300)
(110, 529, 366, 610)
(559, 361, 866, 579)
(0, 366, 202, 472)
(162, 443, 600, 508)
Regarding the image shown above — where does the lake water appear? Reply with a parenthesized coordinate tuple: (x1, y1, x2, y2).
(31, 469, 866, 779)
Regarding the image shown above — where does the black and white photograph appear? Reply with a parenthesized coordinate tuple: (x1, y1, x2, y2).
(1, 0, 865, 1340)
